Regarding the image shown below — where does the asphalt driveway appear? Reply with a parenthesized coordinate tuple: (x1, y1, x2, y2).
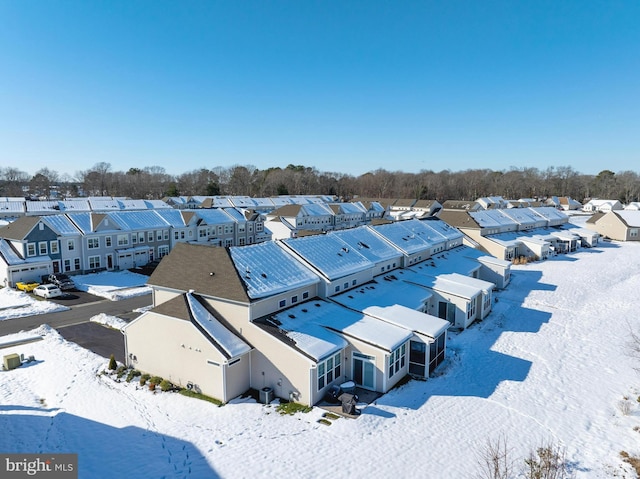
(57, 321, 126, 364)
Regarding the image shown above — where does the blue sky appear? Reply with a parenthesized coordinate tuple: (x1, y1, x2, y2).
(1, 1, 638, 178)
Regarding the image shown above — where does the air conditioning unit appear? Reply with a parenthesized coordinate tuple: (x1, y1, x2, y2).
(3, 354, 21, 371)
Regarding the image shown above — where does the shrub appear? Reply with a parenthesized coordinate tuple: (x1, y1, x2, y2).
(159, 379, 173, 392)
(139, 373, 151, 386)
(148, 382, 156, 391)
(126, 369, 141, 383)
(149, 376, 163, 386)
(620, 451, 640, 476)
(108, 354, 117, 371)
(523, 444, 568, 479)
(475, 435, 513, 479)
(116, 365, 127, 379)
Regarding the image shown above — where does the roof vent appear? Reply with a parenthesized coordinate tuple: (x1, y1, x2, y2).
(288, 314, 296, 319)
(261, 273, 267, 278)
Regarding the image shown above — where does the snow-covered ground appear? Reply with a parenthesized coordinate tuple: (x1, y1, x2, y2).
(0, 270, 151, 321)
(0, 287, 69, 320)
(72, 270, 151, 301)
(1, 239, 640, 478)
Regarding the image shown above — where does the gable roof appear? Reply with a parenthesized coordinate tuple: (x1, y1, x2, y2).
(0, 216, 41, 240)
(148, 243, 250, 303)
(437, 210, 482, 229)
(147, 293, 251, 359)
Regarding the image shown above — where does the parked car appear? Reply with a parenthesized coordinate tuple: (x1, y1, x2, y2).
(43, 273, 75, 291)
(33, 284, 63, 299)
(16, 282, 39, 292)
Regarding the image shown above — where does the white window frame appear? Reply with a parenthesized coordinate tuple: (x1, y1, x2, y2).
(38, 242, 48, 255)
(88, 255, 101, 269)
(50, 240, 59, 254)
(317, 352, 342, 390)
(388, 343, 406, 378)
(88, 237, 99, 249)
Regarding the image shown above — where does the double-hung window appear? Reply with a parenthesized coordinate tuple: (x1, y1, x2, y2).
(88, 238, 99, 249)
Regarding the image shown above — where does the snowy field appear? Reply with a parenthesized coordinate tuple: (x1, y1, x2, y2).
(1, 240, 640, 478)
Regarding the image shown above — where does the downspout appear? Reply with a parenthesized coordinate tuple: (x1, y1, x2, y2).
(222, 360, 227, 404)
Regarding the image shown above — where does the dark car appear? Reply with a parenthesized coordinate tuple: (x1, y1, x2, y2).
(44, 273, 75, 291)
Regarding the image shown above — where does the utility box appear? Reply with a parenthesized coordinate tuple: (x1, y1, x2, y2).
(3, 353, 21, 371)
(259, 387, 273, 404)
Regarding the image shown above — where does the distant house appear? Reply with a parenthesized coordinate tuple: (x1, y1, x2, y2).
(585, 210, 640, 241)
(582, 199, 623, 213)
(438, 207, 573, 262)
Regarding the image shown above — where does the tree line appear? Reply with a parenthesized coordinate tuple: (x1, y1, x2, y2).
(1, 163, 639, 204)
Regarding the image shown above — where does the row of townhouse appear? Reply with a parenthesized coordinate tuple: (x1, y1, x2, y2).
(164, 195, 336, 211)
(438, 205, 600, 261)
(124, 218, 512, 405)
(264, 201, 387, 239)
(0, 209, 270, 287)
(0, 196, 172, 220)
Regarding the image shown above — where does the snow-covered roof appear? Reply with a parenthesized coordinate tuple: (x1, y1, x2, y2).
(268, 301, 348, 361)
(251, 198, 276, 209)
(194, 208, 234, 225)
(221, 208, 246, 222)
(109, 211, 170, 230)
(438, 272, 494, 293)
(154, 209, 189, 227)
(323, 302, 413, 352)
(144, 200, 172, 209)
(301, 203, 333, 216)
(411, 246, 481, 277)
(368, 222, 432, 255)
(0, 238, 24, 264)
(186, 294, 251, 358)
(116, 199, 148, 210)
(616, 210, 640, 227)
(0, 201, 24, 214)
(469, 210, 517, 228)
(272, 299, 412, 353)
(25, 201, 59, 213)
(281, 235, 374, 280)
(364, 305, 450, 339)
(58, 200, 91, 212)
(531, 207, 568, 223)
(229, 242, 319, 299)
(329, 227, 403, 263)
(89, 198, 120, 210)
(270, 197, 294, 206)
(396, 219, 448, 247)
(229, 197, 257, 208)
(331, 273, 432, 311)
(43, 215, 82, 236)
(421, 219, 464, 242)
(498, 208, 546, 227)
(404, 269, 481, 299)
(332, 202, 364, 215)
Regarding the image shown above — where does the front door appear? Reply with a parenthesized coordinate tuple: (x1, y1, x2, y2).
(52, 261, 61, 274)
(352, 353, 375, 390)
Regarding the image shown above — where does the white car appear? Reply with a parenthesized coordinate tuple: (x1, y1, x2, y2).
(33, 284, 63, 299)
